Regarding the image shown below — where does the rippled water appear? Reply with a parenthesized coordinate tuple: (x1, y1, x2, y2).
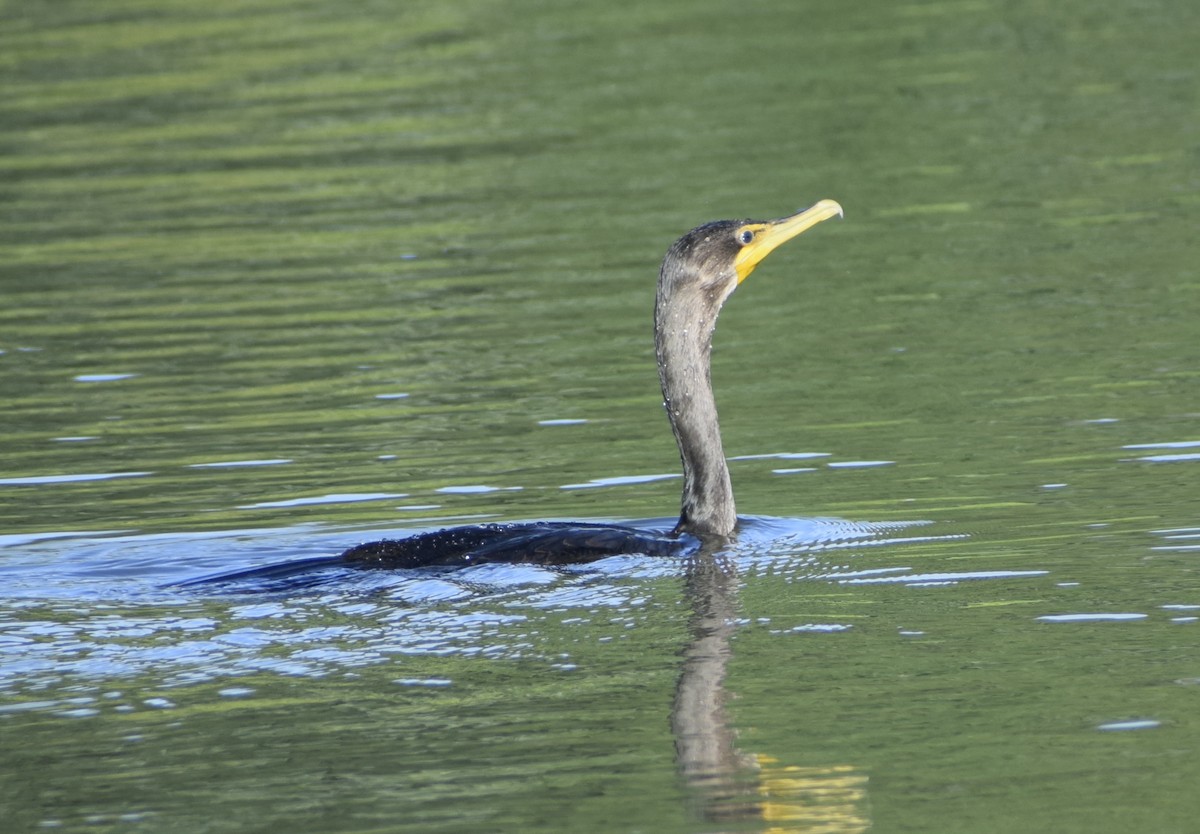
(0, 518, 941, 690)
(3, 0, 1198, 832)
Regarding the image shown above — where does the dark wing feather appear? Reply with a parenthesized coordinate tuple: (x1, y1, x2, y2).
(177, 522, 693, 587)
(340, 522, 692, 568)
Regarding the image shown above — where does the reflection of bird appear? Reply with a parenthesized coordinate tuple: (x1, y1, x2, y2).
(184, 201, 842, 584)
(340, 200, 843, 568)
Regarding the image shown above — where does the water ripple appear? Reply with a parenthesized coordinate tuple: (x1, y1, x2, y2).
(0, 515, 1025, 700)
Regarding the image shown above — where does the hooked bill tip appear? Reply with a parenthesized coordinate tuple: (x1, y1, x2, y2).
(809, 198, 844, 220)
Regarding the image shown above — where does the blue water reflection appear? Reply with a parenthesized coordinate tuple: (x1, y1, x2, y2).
(0, 514, 1036, 701)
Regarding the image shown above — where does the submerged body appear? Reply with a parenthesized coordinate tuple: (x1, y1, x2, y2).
(340, 521, 693, 568)
(181, 522, 697, 587)
(185, 201, 841, 583)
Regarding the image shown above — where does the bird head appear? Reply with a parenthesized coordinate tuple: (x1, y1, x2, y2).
(658, 199, 843, 314)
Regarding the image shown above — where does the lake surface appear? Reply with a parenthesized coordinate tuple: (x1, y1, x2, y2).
(2, 0, 1197, 831)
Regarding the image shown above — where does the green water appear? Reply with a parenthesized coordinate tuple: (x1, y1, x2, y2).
(2, 0, 1198, 832)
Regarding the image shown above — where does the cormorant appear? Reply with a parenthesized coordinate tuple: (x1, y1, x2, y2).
(185, 200, 842, 583)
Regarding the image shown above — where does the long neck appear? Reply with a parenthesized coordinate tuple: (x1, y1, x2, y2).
(655, 283, 736, 538)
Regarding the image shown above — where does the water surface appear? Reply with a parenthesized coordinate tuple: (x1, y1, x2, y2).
(2, 0, 1198, 832)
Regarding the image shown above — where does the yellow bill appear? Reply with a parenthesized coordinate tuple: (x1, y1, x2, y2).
(733, 199, 843, 283)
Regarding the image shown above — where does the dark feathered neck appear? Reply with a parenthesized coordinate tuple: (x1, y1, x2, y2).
(654, 255, 737, 538)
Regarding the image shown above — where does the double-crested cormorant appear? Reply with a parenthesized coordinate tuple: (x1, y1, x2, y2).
(185, 201, 842, 584)
(343, 199, 841, 565)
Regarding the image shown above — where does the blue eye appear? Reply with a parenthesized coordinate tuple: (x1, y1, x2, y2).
(738, 230, 754, 244)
